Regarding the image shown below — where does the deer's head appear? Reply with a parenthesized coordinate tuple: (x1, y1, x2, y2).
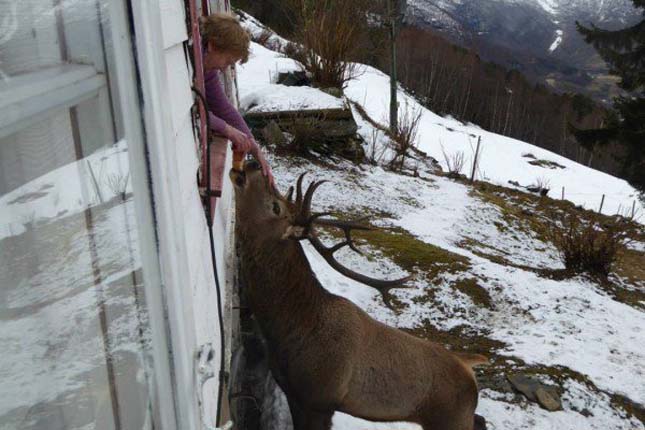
(229, 159, 294, 242)
(230, 159, 409, 290)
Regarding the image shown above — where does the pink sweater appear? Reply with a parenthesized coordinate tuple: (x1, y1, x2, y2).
(204, 69, 253, 138)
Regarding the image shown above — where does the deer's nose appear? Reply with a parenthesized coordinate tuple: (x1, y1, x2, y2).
(246, 159, 261, 171)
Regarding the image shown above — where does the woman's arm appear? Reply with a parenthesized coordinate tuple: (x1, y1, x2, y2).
(204, 69, 275, 188)
(205, 70, 252, 137)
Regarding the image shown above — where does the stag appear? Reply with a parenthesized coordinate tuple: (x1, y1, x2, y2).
(230, 160, 487, 430)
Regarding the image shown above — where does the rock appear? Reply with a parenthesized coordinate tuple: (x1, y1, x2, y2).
(507, 373, 562, 412)
(508, 180, 520, 187)
(261, 121, 287, 147)
(536, 387, 562, 411)
(246, 107, 363, 162)
(276, 71, 310, 87)
(507, 373, 540, 401)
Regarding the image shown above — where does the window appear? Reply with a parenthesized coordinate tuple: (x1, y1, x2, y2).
(0, 1, 165, 429)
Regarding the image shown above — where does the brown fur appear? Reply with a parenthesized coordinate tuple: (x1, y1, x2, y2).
(231, 161, 485, 430)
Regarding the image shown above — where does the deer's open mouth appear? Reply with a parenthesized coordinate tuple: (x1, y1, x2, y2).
(229, 168, 246, 188)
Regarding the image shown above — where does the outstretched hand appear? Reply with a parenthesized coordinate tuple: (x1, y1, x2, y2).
(250, 141, 276, 190)
(224, 125, 275, 189)
(224, 125, 254, 153)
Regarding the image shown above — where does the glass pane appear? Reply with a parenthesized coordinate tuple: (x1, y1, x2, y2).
(0, 1, 159, 430)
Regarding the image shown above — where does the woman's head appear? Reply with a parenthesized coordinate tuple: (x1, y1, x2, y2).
(201, 13, 250, 71)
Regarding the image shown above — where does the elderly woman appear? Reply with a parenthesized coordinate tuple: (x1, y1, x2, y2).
(201, 12, 274, 187)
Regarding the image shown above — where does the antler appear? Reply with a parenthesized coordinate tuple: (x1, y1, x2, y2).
(291, 173, 410, 298)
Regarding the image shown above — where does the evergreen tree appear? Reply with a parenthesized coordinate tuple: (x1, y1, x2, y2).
(573, 2, 645, 192)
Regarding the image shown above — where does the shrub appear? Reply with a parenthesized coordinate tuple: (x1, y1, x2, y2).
(366, 128, 387, 166)
(388, 102, 422, 171)
(549, 215, 629, 278)
(440, 145, 466, 177)
(531, 176, 551, 196)
(254, 28, 273, 47)
(285, 0, 367, 89)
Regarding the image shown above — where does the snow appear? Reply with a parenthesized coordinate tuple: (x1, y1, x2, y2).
(235, 23, 645, 430)
(238, 39, 643, 218)
(533, 0, 559, 15)
(0, 140, 132, 242)
(549, 29, 564, 52)
(241, 83, 346, 113)
(0, 142, 154, 429)
(478, 381, 643, 430)
(342, 62, 642, 219)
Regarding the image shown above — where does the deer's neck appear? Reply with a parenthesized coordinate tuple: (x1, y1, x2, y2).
(239, 229, 329, 338)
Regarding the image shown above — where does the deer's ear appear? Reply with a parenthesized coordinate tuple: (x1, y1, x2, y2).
(281, 225, 306, 240)
(229, 169, 246, 188)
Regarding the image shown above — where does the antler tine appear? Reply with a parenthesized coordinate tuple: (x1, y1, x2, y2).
(295, 173, 307, 207)
(308, 233, 410, 290)
(302, 180, 328, 219)
(313, 218, 372, 254)
(286, 186, 294, 203)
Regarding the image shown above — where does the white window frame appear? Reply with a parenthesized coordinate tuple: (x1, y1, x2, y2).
(0, 1, 182, 429)
(105, 1, 182, 429)
(0, 65, 106, 139)
(128, 1, 205, 429)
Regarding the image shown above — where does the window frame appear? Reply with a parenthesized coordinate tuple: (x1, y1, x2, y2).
(0, 0, 183, 428)
(105, 1, 182, 429)
(0, 65, 106, 139)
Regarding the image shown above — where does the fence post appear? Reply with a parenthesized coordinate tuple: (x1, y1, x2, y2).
(598, 194, 605, 214)
(632, 200, 637, 219)
(561, 186, 565, 200)
(470, 136, 481, 183)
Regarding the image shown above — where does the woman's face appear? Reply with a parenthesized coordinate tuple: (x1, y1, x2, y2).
(204, 42, 239, 71)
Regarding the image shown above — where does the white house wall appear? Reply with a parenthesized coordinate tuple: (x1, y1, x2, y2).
(132, 0, 235, 428)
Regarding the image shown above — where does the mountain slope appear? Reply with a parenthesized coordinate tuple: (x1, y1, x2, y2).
(405, 0, 639, 100)
(235, 16, 645, 428)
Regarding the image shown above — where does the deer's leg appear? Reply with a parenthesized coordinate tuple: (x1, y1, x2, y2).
(286, 394, 333, 430)
(286, 395, 307, 430)
(306, 410, 333, 430)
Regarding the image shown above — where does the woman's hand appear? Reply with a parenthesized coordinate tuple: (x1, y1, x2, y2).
(249, 140, 276, 190)
(224, 125, 253, 153)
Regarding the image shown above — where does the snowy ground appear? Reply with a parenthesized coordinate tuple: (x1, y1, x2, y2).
(237, 17, 645, 430)
(0, 144, 152, 429)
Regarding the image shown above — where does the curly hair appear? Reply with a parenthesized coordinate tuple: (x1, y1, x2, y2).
(200, 12, 250, 64)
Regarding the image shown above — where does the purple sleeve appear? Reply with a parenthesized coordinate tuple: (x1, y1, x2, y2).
(204, 70, 253, 137)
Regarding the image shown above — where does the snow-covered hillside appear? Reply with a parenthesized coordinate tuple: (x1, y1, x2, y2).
(238, 14, 645, 430)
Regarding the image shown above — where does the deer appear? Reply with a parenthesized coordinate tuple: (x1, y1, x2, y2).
(230, 159, 488, 430)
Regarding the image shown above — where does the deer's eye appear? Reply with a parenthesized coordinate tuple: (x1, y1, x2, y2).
(272, 201, 281, 216)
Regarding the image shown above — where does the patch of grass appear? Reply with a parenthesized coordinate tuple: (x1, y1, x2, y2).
(407, 319, 644, 424)
(453, 277, 494, 309)
(406, 321, 506, 356)
(613, 248, 645, 289)
(528, 159, 566, 169)
(406, 323, 509, 392)
(463, 180, 645, 309)
(351, 225, 470, 281)
(317, 217, 470, 311)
